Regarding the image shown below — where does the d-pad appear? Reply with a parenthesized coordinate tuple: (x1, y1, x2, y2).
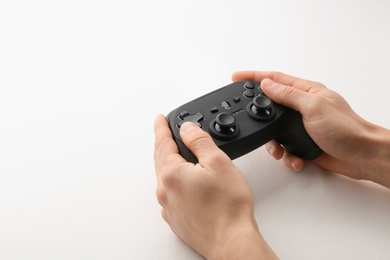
(176, 111, 205, 129)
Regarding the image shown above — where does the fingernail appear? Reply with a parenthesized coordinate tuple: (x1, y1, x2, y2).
(291, 161, 297, 170)
(267, 146, 274, 156)
(291, 160, 300, 171)
(261, 78, 275, 89)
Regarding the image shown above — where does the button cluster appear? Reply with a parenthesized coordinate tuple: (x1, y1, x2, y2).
(176, 81, 274, 139)
(168, 79, 323, 162)
(242, 80, 263, 98)
(210, 80, 259, 114)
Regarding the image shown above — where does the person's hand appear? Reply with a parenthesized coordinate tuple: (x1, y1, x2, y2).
(154, 114, 278, 259)
(232, 71, 390, 188)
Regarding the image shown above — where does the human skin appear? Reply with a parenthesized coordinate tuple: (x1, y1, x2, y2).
(154, 70, 390, 259)
(232, 71, 390, 189)
(154, 115, 278, 259)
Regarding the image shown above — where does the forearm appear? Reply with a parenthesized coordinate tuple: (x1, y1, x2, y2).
(362, 123, 390, 189)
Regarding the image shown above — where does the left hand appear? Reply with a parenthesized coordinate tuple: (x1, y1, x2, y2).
(153, 114, 277, 259)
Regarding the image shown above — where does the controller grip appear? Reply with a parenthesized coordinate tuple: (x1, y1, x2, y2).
(275, 112, 323, 160)
(174, 137, 199, 163)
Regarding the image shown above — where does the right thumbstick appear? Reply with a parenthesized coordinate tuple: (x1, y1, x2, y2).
(248, 95, 275, 121)
(253, 95, 273, 110)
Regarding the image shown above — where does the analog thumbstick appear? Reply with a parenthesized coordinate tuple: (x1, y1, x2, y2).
(215, 113, 236, 133)
(253, 95, 273, 110)
(209, 112, 239, 140)
(247, 95, 275, 121)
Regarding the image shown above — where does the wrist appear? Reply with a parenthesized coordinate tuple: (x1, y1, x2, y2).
(208, 221, 278, 260)
(360, 123, 390, 188)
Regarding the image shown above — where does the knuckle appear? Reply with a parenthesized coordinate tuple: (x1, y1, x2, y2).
(161, 208, 169, 223)
(154, 136, 177, 165)
(304, 95, 323, 114)
(156, 185, 167, 206)
(154, 136, 169, 157)
(280, 83, 295, 96)
(161, 170, 176, 188)
(204, 151, 232, 170)
(184, 130, 210, 149)
(311, 80, 327, 89)
(278, 84, 295, 104)
(160, 163, 182, 189)
(273, 71, 285, 79)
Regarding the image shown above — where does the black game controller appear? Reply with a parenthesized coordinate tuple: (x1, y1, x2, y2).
(167, 80, 323, 163)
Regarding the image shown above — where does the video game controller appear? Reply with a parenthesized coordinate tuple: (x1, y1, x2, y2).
(166, 80, 323, 163)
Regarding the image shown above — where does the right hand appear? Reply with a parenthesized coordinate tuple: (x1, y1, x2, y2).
(232, 71, 390, 186)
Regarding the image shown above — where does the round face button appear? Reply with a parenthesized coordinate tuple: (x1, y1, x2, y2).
(243, 89, 255, 98)
(244, 81, 256, 89)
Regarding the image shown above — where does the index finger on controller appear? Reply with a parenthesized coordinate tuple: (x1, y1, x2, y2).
(232, 70, 324, 93)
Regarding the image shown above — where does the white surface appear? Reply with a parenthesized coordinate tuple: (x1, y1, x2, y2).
(1, 0, 390, 259)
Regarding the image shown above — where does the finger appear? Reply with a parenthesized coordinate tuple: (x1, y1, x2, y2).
(154, 114, 185, 173)
(179, 122, 230, 167)
(232, 71, 298, 86)
(282, 151, 305, 171)
(260, 78, 312, 113)
(232, 70, 324, 93)
(264, 140, 284, 160)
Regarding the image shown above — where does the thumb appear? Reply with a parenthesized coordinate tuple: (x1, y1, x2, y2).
(261, 78, 309, 113)
(179, 122, 229, 164)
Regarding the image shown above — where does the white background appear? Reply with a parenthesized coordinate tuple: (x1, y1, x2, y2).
(1, 0, 390, 259)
